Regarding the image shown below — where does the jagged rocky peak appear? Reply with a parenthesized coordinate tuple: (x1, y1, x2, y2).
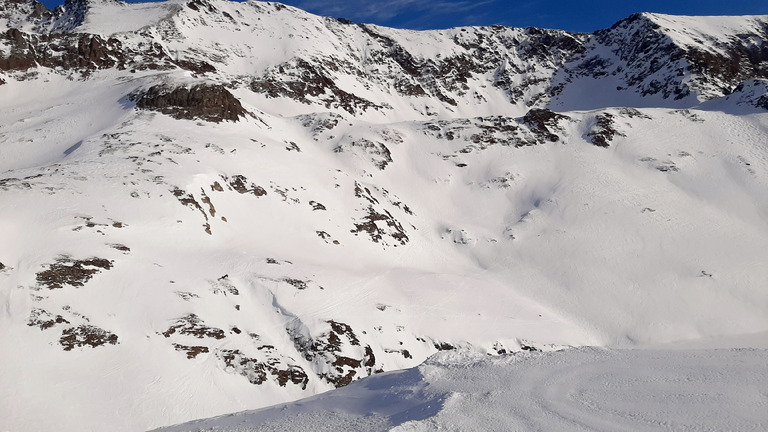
(598, 12, 768, 99)
(0, 0, 51, 17)
(715, 78, 768, 110)
(547, 12, 768, 109)
(0, 0, 53, 31)
(1, 1, 767, 113)
(50, 0, 125, 33)
(0, 0, 130, 34)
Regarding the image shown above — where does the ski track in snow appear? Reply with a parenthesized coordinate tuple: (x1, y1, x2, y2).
(156, 347, 768, 432)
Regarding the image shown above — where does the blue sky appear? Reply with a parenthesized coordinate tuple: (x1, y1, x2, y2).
(38, 0, 768, 32)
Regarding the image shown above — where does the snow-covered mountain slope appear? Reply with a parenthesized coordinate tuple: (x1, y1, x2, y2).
(1, 1, 768, 431)
(156, 345, 768, 432)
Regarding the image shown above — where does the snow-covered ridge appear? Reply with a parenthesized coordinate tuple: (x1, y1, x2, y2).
(2, 1, 767, 116)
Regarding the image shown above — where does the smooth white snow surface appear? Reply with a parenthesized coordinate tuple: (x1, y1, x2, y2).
(156, 346, 768, 432)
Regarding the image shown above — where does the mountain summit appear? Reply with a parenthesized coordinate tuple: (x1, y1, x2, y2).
(1, 2, 767, 431)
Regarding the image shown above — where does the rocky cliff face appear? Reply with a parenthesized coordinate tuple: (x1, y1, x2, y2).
(1, 2, 768, 431)
(2, 1, 766, 115)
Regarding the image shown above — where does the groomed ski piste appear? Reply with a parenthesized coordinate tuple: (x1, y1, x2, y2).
(1, 1, 767, 431)
(157, 336, 768, 432)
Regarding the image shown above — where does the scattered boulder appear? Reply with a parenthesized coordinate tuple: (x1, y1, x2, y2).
(223, 175, 267, 196)
(334, 138, 393, 170)
(27, 308, 70, 330)
(161, 314, 226, 339)
(36, 256, 113, 289)
(60, 325, 118, 350)
(587, 112, 624, 147)
(173, 343, 210, 359)
(523, 108, 569, 142)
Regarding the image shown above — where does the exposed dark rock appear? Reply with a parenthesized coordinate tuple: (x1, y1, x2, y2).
(354, 182, 379, 205)
(329, 321, 360, 346)
(299, 112, 344, 138)
(332, 356, 362, 368)
(316, 231, 339, 245)
(590, 15, 691, 99)
(727, 80, 768, 110)
(468, 116, 520, 146)
(173, 59, 216, 75)
(173, 343, 209, 359)
(170, 187, 211, 234)
(0, 0, 54, 25)
(522, 108, 569, 142)
(175, 291, 199, 301)
(363, 345, 376, 367)
(385, 348, 413, 359)
(350, 183, 411, 246)
(673, 109, 704, 122)
(161, 314, 226, 339)
(617, 107, 652, 119)
(433, 342, 456, 351)
(0, 28, 171, 76)
(334, 138, 392, 170)
(758, 95, 768, 111)
(210, 275, 239, 295)
(274, 365, 309, 388)
(219, 349, 268, 384)
(421, 116, 557, 153)
(331, 370, 357, 387)
(0, 174, 42, 191)
(351, 206, 409, 246)
(289, 320, 370, 388)
(171, 187, 206, 217)
(224, 175, 267, 196)
(60, 324, 118, 350)
(134, 84, 247, 123)
(250, 58, 382, 114)
(356, 23, 583, 106)
(309, 200, 326, 211)
(28, 308, 70, 330)
(587, 112, 624, 147)
(217, 349, 309, 389)
(585, 13, 768, 101)
(200, 190, 216, 217)
(281, 278, 308, 290)
(36, 256, 113, 289)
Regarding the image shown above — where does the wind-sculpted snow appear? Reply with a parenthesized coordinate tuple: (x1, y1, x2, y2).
(156, 346, 768, 432)
(1, 1, 768, 431)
